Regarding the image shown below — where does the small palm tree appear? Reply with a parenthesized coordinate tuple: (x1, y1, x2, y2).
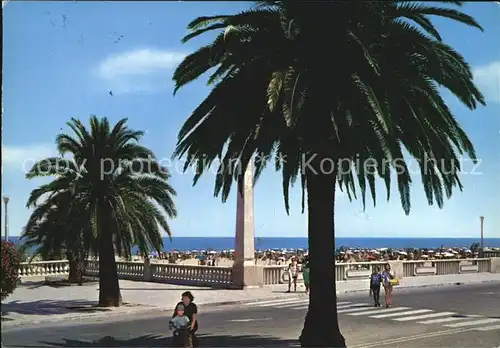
(22, 188, 93, 283)
(26, 116, 178, 306)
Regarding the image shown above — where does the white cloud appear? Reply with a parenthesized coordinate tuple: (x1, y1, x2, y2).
(95, 49, 186, 94)
(473, 60, 500, 104)
(2, 144, 56, 173)
(2, 144, 55, 164)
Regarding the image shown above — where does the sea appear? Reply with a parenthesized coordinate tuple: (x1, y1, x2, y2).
(7, 236, 500, 254)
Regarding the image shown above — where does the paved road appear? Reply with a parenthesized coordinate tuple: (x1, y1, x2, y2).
(2, 283, 499, 347)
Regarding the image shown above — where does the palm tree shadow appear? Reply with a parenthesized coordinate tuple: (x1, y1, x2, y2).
(41, 333, 298, 347)
(1, 299, 109, 317)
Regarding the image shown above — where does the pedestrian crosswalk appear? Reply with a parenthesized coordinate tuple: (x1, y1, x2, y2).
(242, 298, 500, 332)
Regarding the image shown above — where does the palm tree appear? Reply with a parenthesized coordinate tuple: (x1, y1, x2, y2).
(171, 2, 484, 346)
(25, 116, 178, 306)
(22, 188, 93, 283)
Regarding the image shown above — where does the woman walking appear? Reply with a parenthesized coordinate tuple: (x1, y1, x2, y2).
(382, 264, 394, 307)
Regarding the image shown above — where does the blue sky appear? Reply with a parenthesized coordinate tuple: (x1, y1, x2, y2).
(2, 1, 499, 239)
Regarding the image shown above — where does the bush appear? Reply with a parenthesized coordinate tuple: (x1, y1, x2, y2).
(1, 240, 21, 300)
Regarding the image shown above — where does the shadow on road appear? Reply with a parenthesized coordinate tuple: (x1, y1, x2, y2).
(41, 334, 298, 347)
(1, 299, 110, 317)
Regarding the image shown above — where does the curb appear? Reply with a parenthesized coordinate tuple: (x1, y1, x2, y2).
(2, 279, 499, 328)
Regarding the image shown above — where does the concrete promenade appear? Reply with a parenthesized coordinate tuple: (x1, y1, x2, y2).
(2, 273, 500, 328)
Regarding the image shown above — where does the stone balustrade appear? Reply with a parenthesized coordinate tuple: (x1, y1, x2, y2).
(18, 257, 499, 287)
(263, 266, 287, 285)
(401, 258, 491, 277)
(18, 260, 70, 278)
(151, 263, 232, 286)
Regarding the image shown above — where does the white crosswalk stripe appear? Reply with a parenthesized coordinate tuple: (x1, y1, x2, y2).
(291, 302, 362, 311)
(370, 309, 432, 319)
(243, 298, 306, 307)
(291, 306, 309, 310)
(346, 307, 390, 316)
(393, 311, 456, 322)
(254, 299, 306, 307)
(279, 300, 309, 308)
(418, 316, 478, 324)
(337, 305, 381, 314)
(337, 303, 366, 310)
(473, 324, 500, 331)
(348, 307, 410, 316)
(243, 298, 355, 309)
(443, 318, 500, 328)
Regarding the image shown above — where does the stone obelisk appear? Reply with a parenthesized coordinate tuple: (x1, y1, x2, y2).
(232, 160, 263, 288)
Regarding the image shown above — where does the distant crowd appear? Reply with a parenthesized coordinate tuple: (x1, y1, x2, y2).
(132, 244, 491, 266)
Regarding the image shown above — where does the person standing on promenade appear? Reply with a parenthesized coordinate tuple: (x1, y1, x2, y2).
(287, 257, 299, 292)
(302, 258, 310, 294)
(369, 266, 382, 307)
(381, 263, 394, 307)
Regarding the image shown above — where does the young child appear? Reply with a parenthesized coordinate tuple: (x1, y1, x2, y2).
(169, 304, 191, 330)
(369, 266, 382, 307)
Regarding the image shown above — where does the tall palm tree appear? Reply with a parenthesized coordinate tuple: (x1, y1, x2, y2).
(171, 2, 485, 346)
(25, 116, 178, 306)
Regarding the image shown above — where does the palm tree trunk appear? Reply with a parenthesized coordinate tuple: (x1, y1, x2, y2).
(67, 252, 82, 284)
(98, 215, 122, 307)
(299, 155, 346, 347)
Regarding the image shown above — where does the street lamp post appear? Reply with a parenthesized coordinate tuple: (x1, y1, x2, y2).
(480, 216, 484, 257)
(3, 196, 9, 242)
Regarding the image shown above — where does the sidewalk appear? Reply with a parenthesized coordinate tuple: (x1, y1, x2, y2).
(2, 273, 499, 328)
